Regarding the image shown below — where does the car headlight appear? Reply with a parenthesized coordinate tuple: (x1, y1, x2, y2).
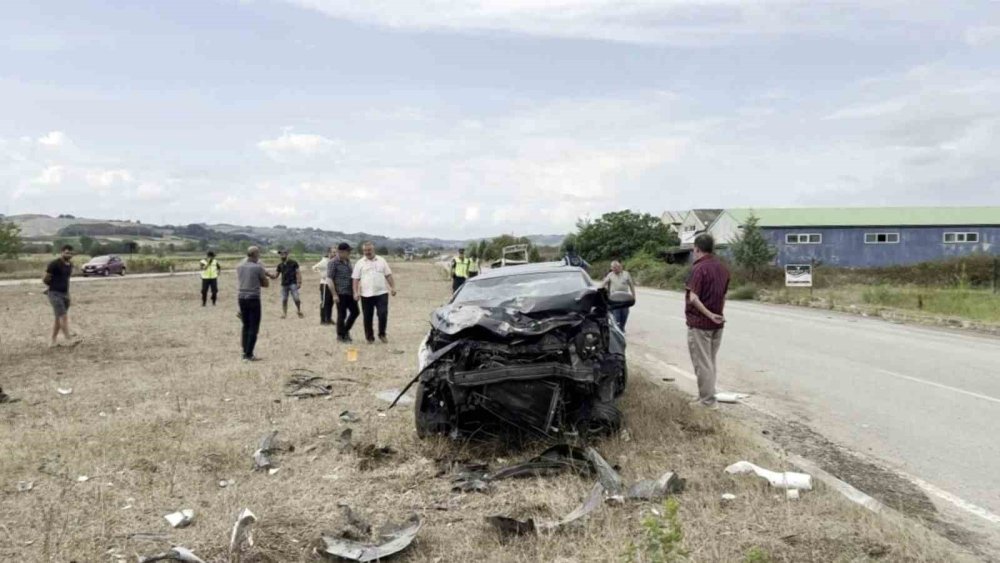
(575, 330, 601, 359)
(417, 335, 432, 372)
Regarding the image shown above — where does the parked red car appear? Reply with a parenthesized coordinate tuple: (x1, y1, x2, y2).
(82, 255, 126, 276)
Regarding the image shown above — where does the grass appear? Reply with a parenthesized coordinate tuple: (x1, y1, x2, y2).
(0, 252, 332, 279)
(0, 263, 971, 561)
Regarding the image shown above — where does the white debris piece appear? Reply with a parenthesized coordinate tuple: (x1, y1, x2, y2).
(165, 509, 195, 528)
(76, 475, 89, 482)
(724, 461, 812, 490)
(715, 392, 749, 404)
(229, 508, 257, 555)
(721, 493, 737, 501)
(57, 388, 73, 395)
(16, 481, 34, 492)
(786, 489, 801, 500)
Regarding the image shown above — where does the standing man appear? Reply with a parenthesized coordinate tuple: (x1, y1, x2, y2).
(236, 246, 270, 361)
(352, 241, 397, 344)
(275, 249, 304, 319)
(685, 234, 730, 409)
(450, 248, 471, 292)
(200, 251, 221, 306)
(603, 260, 636, 330)
(329, 242, 359, 342)
(313, 249, 333, 325)
(43, 244, 78, 347)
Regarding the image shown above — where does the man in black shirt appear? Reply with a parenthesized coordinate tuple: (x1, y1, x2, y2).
(43, 244, 78, 347)
(275, 249, 304, 319)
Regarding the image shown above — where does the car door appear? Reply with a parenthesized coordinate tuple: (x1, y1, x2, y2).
(110, 256, 122, 274)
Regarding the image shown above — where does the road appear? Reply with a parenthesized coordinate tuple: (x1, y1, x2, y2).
(628, 288, 1000, 550)
(0, 271, 200, 287)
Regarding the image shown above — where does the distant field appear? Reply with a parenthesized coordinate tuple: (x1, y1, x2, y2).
(0, 262, 968, 562)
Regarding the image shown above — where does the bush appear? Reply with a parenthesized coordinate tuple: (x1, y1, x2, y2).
(126, 257, 175, 273)
(728, 285, 758, 300)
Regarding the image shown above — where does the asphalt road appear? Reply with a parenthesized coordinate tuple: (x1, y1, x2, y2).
(627, 288, 1000, 545)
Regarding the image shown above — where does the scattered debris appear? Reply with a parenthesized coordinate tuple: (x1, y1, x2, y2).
(252, 430, 279, 471)
(165, 509, 195, 528)
(267, 468, 281, 476)
(339, 410, 361, 423)
(57, 388, 73, 396)
(625, 471, 686, 501)
(321, 514, 422, 562)
(485, 516, 536, 538)
(487, 482, 607, 537)
(138, 546, 206, 563)
(16, 481, 34, 493)
(725, 461, 812, 490)
(218, 479, 235, 488)
(451, 478, 491, 494)
(229, 508, 257, 556)
(786, 489, 801, 500)
(285, 373, 335, 398)
(721, 493, 737, 501)
(485, 444, 593, 482)
(340, 505, 373, 537)
(376, 389, 413, 406)
(357, 444, 397, 471)
(0, 386, 16, 403)
(661, 377, 675, 383)
(583, 447, 625, 498)
(716, 392, 749, 404)
(76, 475, 90, 482)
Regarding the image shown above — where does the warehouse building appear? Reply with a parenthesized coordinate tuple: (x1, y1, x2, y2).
(674, 207, 1000, 268)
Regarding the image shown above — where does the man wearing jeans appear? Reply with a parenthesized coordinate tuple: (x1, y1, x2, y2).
(329, 243, 359, 342)
(352, 241, 396, 344)
(685, 234, 730, 408)
(236, 246, 270, 361)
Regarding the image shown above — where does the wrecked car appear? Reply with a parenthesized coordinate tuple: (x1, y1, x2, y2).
(414, 262, 627, 438)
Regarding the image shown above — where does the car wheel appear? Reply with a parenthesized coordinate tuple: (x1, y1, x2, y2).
(581, 401, 622, 436)
(103, 269, 110, 277)
(119, 267, 126, 276)
(414, 382, 452, 438)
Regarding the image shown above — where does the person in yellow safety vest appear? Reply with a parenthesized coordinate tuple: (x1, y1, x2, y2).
(199, 251, 221, 306)
(451, 248, 471, 292)
(468, 256, 480, 279)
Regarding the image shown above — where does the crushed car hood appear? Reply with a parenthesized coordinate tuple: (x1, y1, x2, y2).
(430, 289, 606, 338)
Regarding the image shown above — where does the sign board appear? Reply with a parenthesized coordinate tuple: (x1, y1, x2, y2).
(785, 264, 813, 287)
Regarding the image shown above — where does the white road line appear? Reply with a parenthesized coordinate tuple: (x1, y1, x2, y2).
(907, 475, 1000, 525)
(873, 368, 1000, 405)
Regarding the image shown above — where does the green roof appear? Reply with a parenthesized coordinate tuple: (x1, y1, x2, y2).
(725, 207, 1000, 228)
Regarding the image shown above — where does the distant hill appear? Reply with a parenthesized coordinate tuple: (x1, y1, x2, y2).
(6, 214, 564, 251)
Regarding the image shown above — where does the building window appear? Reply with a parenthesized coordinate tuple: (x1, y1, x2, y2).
(943, 232, 980, 243)
(785, 233, 822, 244)
(865, 233, 900, 244)
(684, 225, 697, 232)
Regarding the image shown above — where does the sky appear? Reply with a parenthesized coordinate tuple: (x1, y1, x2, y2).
(2, 1, 999, 239)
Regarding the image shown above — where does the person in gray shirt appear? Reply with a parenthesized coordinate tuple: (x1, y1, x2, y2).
(236, 246, 272, 361)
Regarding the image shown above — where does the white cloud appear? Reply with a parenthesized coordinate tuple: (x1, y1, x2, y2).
(257, 131, 344, 161)
(85, 168, 133, 188)
(464, 206, 480, 222)
(34, 165, 65, 186)
(37, 131, 68, 147)
(964, 25, 1000, 46)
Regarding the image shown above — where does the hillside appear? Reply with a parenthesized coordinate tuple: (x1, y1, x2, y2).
(4, 214, 564, 251)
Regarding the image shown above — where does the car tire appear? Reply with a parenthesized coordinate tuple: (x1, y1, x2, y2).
(414, 382, 452, 438)
(119, 267, 126, 276)
(582, 401, 622, 436)
(103, 269, 110, 277)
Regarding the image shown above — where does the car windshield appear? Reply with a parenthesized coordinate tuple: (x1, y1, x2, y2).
(453, 271, 590, 305)
(88, 256, 110, 264)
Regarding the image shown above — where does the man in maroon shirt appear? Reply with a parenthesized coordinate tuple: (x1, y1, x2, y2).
(685, 234, 730, 408)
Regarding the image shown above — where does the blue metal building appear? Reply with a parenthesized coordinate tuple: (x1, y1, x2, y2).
(714, 207, 1000, 268)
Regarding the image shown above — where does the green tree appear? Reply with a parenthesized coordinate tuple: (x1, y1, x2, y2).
(468, 244, 478, 261)
(0, 219, 23, 258)
(730, 214, 776, 281)
(477, 240, 488, 262)
(291, 240, 308, 255)
(78, 235, 96, 254)
(574, 210, 678, 262)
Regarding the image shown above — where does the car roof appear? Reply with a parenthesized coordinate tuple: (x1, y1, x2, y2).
(469, 261, 584, 281)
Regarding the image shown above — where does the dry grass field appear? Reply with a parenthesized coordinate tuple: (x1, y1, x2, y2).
(0, 262, 971, 562)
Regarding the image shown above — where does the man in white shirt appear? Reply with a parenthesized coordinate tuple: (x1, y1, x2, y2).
(352, 241, 397, 344)
(312, 248, 334, 325)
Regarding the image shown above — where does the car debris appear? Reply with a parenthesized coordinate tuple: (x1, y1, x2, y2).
(76, 475, 90, 482)
(725, 461, 812, 490)
(57, 387, 73, 396)
(339, 410, 361, 423)
(229, 508, 257, 557)
(786, 489, 801, 500)
(715, 392, 749, 404)
(138, 546, 206, 563)
(285, 373, 334, 398)
(625, 471, 686, 501)
(218, 479, 235, 488)
(584, 447, 625, 498)
(16, 480, 34, 492)
(356, 444, 397, 471)
(411, 263, 627, 439)
(321, 513, 422, 562)
(486, 482, 606, 537)
(164, 509, 195, 528)
(721, 493, 737, 502)
(252, 430, 279, 471)
(0, 386, 16, 403)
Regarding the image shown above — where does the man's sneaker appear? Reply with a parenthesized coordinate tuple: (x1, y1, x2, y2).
(297, 311, 304, 319)
(378, 335, 389, 344)
(280, 313, 287, 319)
(366, 339, 376, 345)
(344, 334, 353, 343)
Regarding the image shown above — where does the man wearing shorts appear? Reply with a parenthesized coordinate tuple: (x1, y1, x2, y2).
(43, 244, 78, 347)
(275, 249, 304, 319)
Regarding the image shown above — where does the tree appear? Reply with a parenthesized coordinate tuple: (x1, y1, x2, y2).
(0, 219, 22, 259)
(468, 244, 478, 261)
(574, 210, 678, 261)
(78, 235, 96, 255)
(730, 214, 776, 281)
(477, 240, 488, 262)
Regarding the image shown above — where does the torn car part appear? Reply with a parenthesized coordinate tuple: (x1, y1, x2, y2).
(164, 509, 195, 528)
(583, 447, 625, 497)
(625, 471, 686, 501)
(339, 410, 360, 423)
(487, 482, 607, 537)
(229, 508, 257, 556)
(138, 547, 206, 563)
(321, 514, 421, 562)
(725, 461, 812, 490)
(252, 430, 278, 471)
